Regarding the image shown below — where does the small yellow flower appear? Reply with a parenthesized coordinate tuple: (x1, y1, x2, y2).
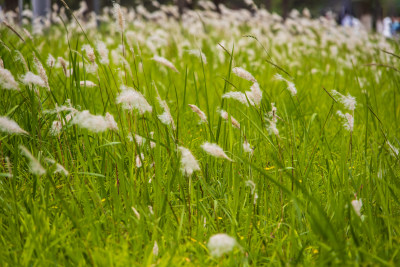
(265, 166, 275, 171)
(313, 249, 318, 254)
(217, 217, 222, 220)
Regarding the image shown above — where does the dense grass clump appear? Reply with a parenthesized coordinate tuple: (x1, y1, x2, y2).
(0, 2, 400, 266)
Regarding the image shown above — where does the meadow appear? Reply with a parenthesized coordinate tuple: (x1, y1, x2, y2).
(0, 1, 400, 266)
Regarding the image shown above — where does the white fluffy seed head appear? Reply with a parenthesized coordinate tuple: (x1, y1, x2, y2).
(275, 74, 296, 96)
(82, 44, 96, 64)
(0, 68, 19, 90)
(157, 95, 176, 130)
(219, 109, 240, 129)
(113, 3, 125, 32)
(232, 67, 256, 82)
(80, 80, 96, 87)
(187, 49, 207, 64)
(248, 82, 262, 106)
(152, 55, 179, 73)
(178, 146, 200, 176)
(33, 55, 50, 90)
(45, 158, 69, 176)
(19, 145, 46, 176)
(337, 110, 354, 132)
(201, 142, 232, 161)
(207, 233, 236, 257)
(71, 110, 118, 132)
(96, 41, 109, 65)
(47, 54, 55, 68)
(136, 153, 144, 168)
(266, 103, 279, 136)
(188, 104, 207, 124)
(243, 140, 253, 154)
(351, 199, 362, 217)
(116, 87, 153, 114)
(387, 141, 399, 157)
(0, 116, 28, 135)
(153, 241, 159, 256)
(331, 90, 356, 111)
(21, 72, 45, 87)
(222, 91, 254, 107)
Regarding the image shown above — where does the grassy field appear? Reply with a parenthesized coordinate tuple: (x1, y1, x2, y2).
(1, 2, 400, 266)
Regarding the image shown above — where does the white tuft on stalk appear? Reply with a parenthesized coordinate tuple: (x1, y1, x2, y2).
(187, 50, 207, 64)
(207, 233, 237, 257)
(178, 146, 200, 176)
(201, 142, 232, 161)
(331, 90, 356, 111)
(222, 91, 254, 107)
(0, 116, 28, 135)
(188, 104, 207, 124)
(232, 67, 256, 82)
(351, 199, 362, 217)
(0, 68, 20, 90)
(155, 88, 176, 130)
(275, 73, 297, 96)
(47, 54, 55, 68)
(82, 44, 96, 64)
(337, 110, 354, 132)
(219, 109, 240, 129)
(21, 72, 45, 87)
(96, 41, 109, 65)
(248, 82, 262, 106)
(71, 110, 118, 132)
(45, 158, 69, 176)
(266, 103, 279, 136)
(34, 54, 50, 91)
(19, 146, 46, 176)
(113, 3, 125, 32)
(152, 55, 179, 73)
(387, 141, 399, 157)
(116, 86, 153, 114)
(243, 139, 253, 154)
(80, 80, 97, 87)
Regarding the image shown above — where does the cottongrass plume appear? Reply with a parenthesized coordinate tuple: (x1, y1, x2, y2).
(19, 146, 46, 176)
(222, 92, 254, 107)
(207, 233, 237, 257)
(232, 67, 256, 82)
(0, 116, 28, 135)
(82, 44, 96, 64)
(178, 146, 200, 176)
(188, 104, 207, 124)
(80, 80, 96, 87)
(21, 72, 45, 87)
(155, 86, 176, 130)
(58, 57, 70, 77)
(0, 68, 19, 90)
(219, 109, 240, 129)
(337, 110, 354, 132)
(96, 41, 109, 65)
(275, 73, 297, 96)
(331, 90, 356, 111)
(116, 86, 153, 114)
(71, 111, 118, 132)
(201, 142, 232, 161)
(243, 139, 253, 154)
(153, 241, 159, 256)
(266, 103, 279, 136)
(45, 158, 69, 176)
(47, 54, 55, 68)
(351, 199, 362, 217)
(113, 2, 125, 32)
(33, 54, 50, 91)
(152, 55, 179, 73)
(248, 82, 262, 106)
(186, 50, 207, 64)
(387, 141, 399, 157)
